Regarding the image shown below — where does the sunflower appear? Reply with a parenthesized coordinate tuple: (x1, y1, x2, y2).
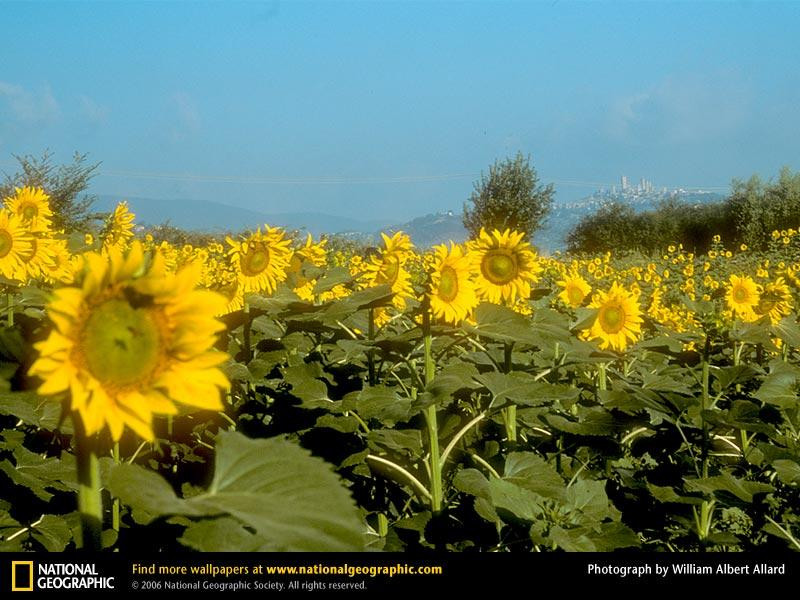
(726, 274, 760, 322)
(102, 201, 136, 249)
(756, 277, 793, 324)
(29, 242, 229, 441)
(429, 243, 478, 324)
(587, 281, 642, 352)
(21, 235, 58, 281)
(4, 186, 53, 233)
(468, 228, 540, 304)
(40, 238, 76, 284)
(227, 225, 293, 295)
(362, 232, 414, 302)
(557, 273, 591, 308)
(0, 209, 33, 281)
(379, 231, 414, 261)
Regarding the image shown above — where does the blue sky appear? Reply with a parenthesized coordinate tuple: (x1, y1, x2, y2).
(1, 1, 798, 222)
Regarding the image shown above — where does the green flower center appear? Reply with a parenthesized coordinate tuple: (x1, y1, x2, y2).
(567, 285, 585, 305)
(438, 266, 459, 302)
(81, 299, 164, 388)
(599, 304, 625, 334)
(22, 204, 38, 220)
(481, 251, 517, 285)
(241, 244, 271, 277)
(732, 286, 750, 303)
(0, 231, 12, 258)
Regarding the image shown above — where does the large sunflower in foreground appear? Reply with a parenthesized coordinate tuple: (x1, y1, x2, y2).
(4, 186, 53, 233)
(587, 281, 642, 352)
(29, 242, 230, 441)
(0, 209, 33, 281)
(726, 274, 760, 322)
(429, 243, 478, 324)
(468, 228, 541, 304)
(227, 226, 293, 295)
(756, 277, 793, 324)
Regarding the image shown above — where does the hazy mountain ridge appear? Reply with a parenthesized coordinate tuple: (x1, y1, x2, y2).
(94, 191, 725, 252)
(94, 195, 388, 237)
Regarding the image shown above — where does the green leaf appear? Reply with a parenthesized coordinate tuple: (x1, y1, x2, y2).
(476, 372, 579, 407)
(356, 386, 414, 425)
(179, 517, 270, 552)
(773, 317, 800, 348)
(488, 478, 545, 522)
(283, 364, 332, 409)
(773, 459, 800, 485)
(545, 406, 621, 436)
(647, 483, 704, 505)
(502, 452, 566, 501)
(466, 303, 543, 346)
(367, 429, 423, 456)
(685, 472, 773, 503)
(109, 432, 365, 551)
(713, 365, 761, 392)
(0, 446, 76, 501)
(31, 515, 73, 552)
(566, 479, 618, 522)
(313, 267, 351, 294)
(0, 391, 66, 431)
(754, 361, 800, 409)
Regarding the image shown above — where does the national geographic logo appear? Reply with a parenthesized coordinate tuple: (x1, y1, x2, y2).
(10, 561, 115, 592)
(11, 561, 33, 592)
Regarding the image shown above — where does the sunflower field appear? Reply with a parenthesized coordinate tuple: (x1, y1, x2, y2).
(1, 186, 800, 554)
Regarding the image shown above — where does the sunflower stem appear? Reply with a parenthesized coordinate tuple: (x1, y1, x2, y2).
(75, 422, 103, 551)
(367, 307, 376, 386)
(111, 442, 120, 535)
(502, 342, 517, 442)
(6, 292, 12, 328)
(701, 337, 710, 479)
(731, 341, 751, 457)
(597, 362, 608, 393)
(242, 300, 252, 363)
(422, 304, 442, 513)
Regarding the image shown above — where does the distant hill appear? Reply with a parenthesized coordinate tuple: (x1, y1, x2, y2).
(92, 191, 726, 252)
(93, 195, 387, 237)
(386, 211, 467, 247)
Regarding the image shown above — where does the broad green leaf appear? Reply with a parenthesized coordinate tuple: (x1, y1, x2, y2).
(283, 364, 332, 409)
(773, 317, 800, 348)
(109, 432, 365, 551)
(31, 515, 73, 552)
(488, 478, 545, 522)
(647, 483, 704, 505)
(312, 267, 351, 294)
(178, 517, 270, 552)
(0, 391, 66, 431)
(754, 361, 800, 409)
(502, 452, 566, 501)
(685, 473, 773, 503)
(773, 459, 800, 485)
(545, 406, 622, 436)
(356, 386, 414, 425)
(367, 429, 423, 456)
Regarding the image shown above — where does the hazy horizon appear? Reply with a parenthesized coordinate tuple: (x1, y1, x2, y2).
(2, 1, 798, 222)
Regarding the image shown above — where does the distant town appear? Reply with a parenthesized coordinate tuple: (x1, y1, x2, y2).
(557, 175, 721, 210)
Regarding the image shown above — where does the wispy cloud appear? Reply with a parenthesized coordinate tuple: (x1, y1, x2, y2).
(168, 92, 200, 141)
(605, 71, 751, 145)
(78, 94, 110, 126)
(0, 81, 60, 124)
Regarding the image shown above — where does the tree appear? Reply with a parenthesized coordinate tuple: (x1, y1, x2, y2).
(463, 152, 554, 240)
(0, 150, 100, 233)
